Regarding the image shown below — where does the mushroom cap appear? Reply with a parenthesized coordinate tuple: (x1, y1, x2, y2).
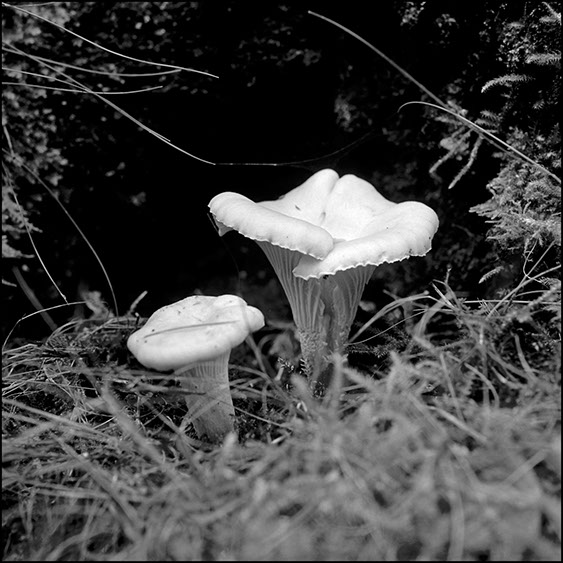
(209, 169, 439, 280)
(209, 169, 338, 260)
(127, 294, 265, 371)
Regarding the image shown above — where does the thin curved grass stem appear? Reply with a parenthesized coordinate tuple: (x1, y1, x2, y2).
(17, 51, 182, 77)
(3, 167, 68, 304)
(487, 264, 561, 316)
(521, 240, 556, 281)
(2, 301, 86, 351)
(11, 266, 58, 331)
(307, 11, 560, 184)
(3, 80, 164, 95)
(399, 101, 561, 183)
(5, 151, 120, 318)
(6, 41, 215, 164)
(3, 66, 91, 86)
(308, 10, 448, 109)
(348, 293, 433, 343)
(350, 310, 428, 346)
(3, 2, 219, 78)
(3, 66, 166, 94)
(7, 42, 174, 141)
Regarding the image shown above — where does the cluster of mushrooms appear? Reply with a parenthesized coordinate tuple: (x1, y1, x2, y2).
(127, 169, 439, 443)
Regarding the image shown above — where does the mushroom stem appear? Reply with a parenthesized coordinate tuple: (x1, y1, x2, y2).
(177, 352, 235, 442)
(258, 242, 374, 395)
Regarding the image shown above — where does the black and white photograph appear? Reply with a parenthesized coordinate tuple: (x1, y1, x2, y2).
(2, 1, 561, 560)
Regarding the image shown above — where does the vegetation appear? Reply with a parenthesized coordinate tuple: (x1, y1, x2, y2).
(2, 1, 560, 561)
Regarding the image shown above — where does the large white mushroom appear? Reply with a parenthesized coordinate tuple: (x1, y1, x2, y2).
(209, 169, 439, 395)
(127, 294, 264, 443)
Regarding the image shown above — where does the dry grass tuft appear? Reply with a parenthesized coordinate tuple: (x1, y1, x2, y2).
(2, 285, 561, 561)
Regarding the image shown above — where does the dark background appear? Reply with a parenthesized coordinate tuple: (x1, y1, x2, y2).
(3, 1, 530, 340)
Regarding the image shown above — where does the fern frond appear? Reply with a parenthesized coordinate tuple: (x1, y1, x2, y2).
(479, 266, 505, 284)
(481, 74, 532, 93)
(400, 101, 560, 183)
(475, 110, 502, 129)
(541, 2, 561, 25)
(532, 100, 546, 111)
(524, 179, 561, 199)
(526, 52, 561, 66)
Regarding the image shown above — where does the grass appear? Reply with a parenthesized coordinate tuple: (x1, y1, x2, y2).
(2, 4, 560, 560)
(2, 278, 561, 561)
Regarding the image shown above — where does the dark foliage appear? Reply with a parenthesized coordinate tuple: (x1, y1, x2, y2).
(2, 1, 560, 343)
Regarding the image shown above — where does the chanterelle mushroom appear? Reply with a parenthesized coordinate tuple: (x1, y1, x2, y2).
(127, 294, 264, 442)
(209, 169, 439, 395)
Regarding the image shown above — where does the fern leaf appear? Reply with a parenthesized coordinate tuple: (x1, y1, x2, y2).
(479, 266, 504, 284)
(526, 52, 561, 66)
(481, 74, 532, 93)
(541, 2, 561, 25)
(475, 110, 502, 129)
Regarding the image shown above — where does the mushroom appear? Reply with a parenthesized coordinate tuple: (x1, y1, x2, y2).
(209, 169, 439, 395)
(127, 294, 264, 442)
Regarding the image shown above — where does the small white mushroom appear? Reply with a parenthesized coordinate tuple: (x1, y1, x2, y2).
(127, 294, 264, 442)
(209, 169, 439, 395)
